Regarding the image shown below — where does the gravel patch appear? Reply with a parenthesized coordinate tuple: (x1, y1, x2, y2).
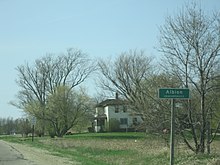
(5, 141, 81, 165)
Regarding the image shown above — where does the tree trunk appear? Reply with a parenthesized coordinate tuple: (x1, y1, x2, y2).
(199, 92, 206, 153)
(207, 121, 211, 154)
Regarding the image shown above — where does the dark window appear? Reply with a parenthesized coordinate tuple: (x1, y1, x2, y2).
(123, 105, 127, 112)
(133, 118, 138, 126)
(115, 105, 119, 113)
(120, 118, 128, 125)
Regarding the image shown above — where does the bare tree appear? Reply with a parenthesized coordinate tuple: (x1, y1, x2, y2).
(98, 50, 171, 131)
(12, 48, 95, 135)
(159, 3, 220, 153)
(98, 50, 153, 109)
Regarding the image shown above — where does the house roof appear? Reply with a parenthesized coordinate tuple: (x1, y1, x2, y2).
(96, 99, 129, 107)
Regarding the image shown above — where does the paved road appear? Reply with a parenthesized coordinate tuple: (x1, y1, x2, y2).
(0, 140, 35, 165)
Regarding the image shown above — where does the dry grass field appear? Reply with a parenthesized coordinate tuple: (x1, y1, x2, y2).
(1, 133, 220, 165)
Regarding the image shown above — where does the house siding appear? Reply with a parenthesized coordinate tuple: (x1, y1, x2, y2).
(94, 99, 143, 132)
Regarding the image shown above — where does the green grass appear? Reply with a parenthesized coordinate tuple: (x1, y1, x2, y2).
(64, 132, 147, 139)
(1, 132, 220, 165)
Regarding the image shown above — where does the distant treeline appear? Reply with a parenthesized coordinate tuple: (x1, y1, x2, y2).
(0, 117, 31, 136)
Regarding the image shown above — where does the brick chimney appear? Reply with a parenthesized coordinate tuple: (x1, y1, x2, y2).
(115, 92, 119, 99)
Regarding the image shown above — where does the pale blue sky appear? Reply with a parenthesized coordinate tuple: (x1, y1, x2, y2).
(0, 0, 219, 118)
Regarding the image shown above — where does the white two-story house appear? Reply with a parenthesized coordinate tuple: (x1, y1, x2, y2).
(93, 95, 143, 132)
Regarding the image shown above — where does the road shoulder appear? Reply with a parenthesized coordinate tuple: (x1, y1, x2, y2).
(3, 141, 80, 165)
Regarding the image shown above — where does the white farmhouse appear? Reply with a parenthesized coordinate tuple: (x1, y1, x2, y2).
(93, 96, 143, 132)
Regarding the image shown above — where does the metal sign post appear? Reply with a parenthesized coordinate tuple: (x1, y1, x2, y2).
(32, 124, 35, 142)
(31, 117, 36, 142)
(159, 88, 190, 165)
(170, 99, 175, 165)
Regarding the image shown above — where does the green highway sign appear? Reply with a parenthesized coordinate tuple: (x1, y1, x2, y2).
(159, 88, 190, 99)
(158, 88, 190, 165)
